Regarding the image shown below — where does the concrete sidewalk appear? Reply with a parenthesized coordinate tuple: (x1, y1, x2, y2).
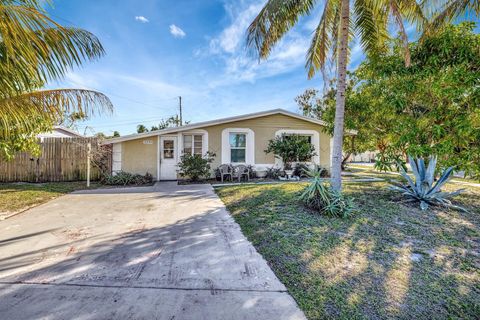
(0, 182, 305, 319)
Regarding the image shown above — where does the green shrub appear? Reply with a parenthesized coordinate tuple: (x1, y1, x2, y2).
(265, 167, 283, 179)
(103, 171, 153, 186)
(178, 152, 216, 182)
(265, 133, 316, 170)
(299, 168, 355, 218)
(390, 155, 466, 211)
(293, 163, 310, 177)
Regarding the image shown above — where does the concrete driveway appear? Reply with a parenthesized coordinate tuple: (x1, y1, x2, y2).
(0, 182, 305, 320)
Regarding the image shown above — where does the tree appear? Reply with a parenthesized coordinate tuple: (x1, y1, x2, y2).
(297, 74, 378, 169)
(136, 124, 149, 133)
(265, 134, 317, 170)
(247, 0, 424, 191)
(354, 22, 480, 177)
(151, 115, 182, 131)
(0, 0, 112, 159)
(112, 131, 120, 137)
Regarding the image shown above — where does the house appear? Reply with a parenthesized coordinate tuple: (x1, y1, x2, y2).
(104, 109, 353, 181)
(37, 126, 85, 139)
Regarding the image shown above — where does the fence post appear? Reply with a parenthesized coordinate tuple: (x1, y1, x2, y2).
(87, 142, 91, 187)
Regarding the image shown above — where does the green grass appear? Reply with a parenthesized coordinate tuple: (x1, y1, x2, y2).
(216, 179, 480, 319)
(0, 182, 99, 214)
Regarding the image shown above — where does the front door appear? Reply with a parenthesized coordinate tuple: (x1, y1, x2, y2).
(160, 136, 178, 180)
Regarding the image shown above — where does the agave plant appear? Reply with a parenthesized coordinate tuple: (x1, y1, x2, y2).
(299, 167, 355, 218)
(390, 156, 466, 211)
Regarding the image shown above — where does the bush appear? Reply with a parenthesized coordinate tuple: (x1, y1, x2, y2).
(390, 155, 466, 211)
(265, 133, 317, 170)
(103, 171, 153, 186)
(178, 152, 216, 182)
(265, 167, 283, 179)
(299, 168, 355, 218)
(293, 163, 310, 177)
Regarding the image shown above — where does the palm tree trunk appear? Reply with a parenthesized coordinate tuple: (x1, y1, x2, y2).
(330, 0, 350, 192)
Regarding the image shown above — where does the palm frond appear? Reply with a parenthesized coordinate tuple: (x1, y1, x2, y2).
(0, 4, 105, 92)
(247, 0, 317, 59)
(306, 0, 337, 78)
(354, 0, 389, 55)
(428, 0, 479, 31)
(0, 89, 113, 137)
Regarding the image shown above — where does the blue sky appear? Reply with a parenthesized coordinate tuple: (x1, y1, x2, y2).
(44, 0, 465, 136)
(45, 0, 343, 135)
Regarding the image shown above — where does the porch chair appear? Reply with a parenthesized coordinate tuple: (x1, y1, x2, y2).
(233, 164, 250, 182)
(218, 164, 232, 182)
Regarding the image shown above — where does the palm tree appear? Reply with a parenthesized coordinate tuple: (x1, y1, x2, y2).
(0, 0, 112, 142)
(427, 0, 480, 30)
(137, 124, 149, 133)
(247, 0, 424, 191)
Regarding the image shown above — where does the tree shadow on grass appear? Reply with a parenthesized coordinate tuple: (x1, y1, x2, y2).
(219, 183, 480, 319)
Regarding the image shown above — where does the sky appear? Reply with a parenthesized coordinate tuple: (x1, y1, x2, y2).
(43, 0, 341, 135)
(43, 0, 428, 136)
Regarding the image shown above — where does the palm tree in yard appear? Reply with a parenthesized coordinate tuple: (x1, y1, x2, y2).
(0, 0, 112, 144)
(247, 0, 425, 191)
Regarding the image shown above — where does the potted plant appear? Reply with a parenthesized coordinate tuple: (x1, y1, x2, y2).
(265, 133, 316, 178)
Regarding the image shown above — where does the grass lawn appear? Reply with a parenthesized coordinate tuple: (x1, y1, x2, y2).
(0, 182, 99, 217)
(216, 179, 480, 319)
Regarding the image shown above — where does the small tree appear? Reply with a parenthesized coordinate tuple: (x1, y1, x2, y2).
(265, 134, 316, 170)
(178, 152, 216, 182)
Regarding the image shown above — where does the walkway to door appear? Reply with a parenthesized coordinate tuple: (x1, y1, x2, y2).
(0, 182, 305, 319)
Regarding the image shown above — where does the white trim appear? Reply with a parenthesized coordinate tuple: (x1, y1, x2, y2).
(157, 137, 160, 180)
(112, 143, 122, 173)
(159, 136, 178, 180)
(103, 109, 357, 145)
(274, 129, 320, 167)
(221, 128, 255, 165)
(177, 129, 209, 157)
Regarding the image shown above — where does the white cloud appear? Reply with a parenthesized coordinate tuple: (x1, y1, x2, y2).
(169, 24, 186, 38)
(205, 1, 310, 87)
(135, 16, 149, 23)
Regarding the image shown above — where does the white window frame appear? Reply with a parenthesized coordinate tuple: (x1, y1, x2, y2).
(229, 132, 247, 163)
(182, 134, 203, 156)
(274, 129, 320, 167)
(221, 128, 254, 164)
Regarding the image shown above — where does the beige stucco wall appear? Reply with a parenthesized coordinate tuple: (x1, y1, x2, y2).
(121, 136, 158, 179)
(203, 114, 331, 170)
(116, 113, 332, 180)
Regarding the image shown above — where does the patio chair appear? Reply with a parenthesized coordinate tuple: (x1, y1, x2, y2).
(218, 164, 232, 182)
(233, 164, 250, 182)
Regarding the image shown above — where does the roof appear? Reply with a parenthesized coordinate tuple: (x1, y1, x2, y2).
(103, 108, 356, 144)
(37, 126, 85, 138)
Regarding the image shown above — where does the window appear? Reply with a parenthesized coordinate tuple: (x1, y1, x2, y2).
(163, 140, 174, 159)
(183, 134, 203, 155)
(285, 134, 312, 144)
(229, 133, 246, 163)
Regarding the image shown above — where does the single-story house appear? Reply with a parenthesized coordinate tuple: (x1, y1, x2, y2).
(104, 109, 353, 181)
(37, 126, 85, 139)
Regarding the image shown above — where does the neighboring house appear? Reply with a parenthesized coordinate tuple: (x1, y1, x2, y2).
(37, 126, 85, 138)
(104, 109, 354, 181)
(347, 151, 377, 163)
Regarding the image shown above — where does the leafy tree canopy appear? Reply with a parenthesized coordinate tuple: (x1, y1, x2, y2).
(303, 22, 480, 176)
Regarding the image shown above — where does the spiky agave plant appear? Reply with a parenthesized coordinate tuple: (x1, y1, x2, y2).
(390, 156, 466, 211)
(299, 167, 355, 218)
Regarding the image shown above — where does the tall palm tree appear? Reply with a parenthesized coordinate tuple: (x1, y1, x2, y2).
(0, 0, 112, 141)
(247, 0, 424, 191)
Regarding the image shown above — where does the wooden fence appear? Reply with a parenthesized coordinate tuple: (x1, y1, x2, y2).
(0, 137, 112, 183)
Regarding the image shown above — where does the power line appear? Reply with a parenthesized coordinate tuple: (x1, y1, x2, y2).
(64, 78, 178, 110)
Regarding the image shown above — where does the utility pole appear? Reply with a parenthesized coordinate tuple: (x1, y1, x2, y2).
(178, 96, 183, 126)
